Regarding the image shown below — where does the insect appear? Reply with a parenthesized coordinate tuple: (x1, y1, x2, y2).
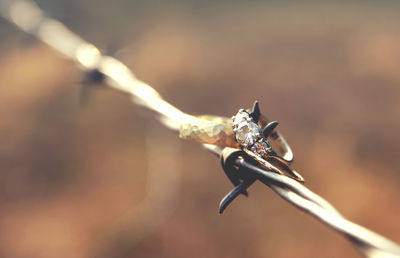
(232, 101, 304, 182)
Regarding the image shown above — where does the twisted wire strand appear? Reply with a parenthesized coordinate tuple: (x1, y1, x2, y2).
(1, 0, 239, 148)
(1, 0, 400, 257)
(0, 0, 209, 132)
(238, 157, 400, 257)
(205, 145, 400, 257)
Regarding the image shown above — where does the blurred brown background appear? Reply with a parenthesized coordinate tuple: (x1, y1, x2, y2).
(1, 1, 400, 257)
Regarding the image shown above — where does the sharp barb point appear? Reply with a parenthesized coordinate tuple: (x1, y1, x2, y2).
(249, 101, 261, 122)
(263, 121, 279, 138)
(219, 182, 251, 214)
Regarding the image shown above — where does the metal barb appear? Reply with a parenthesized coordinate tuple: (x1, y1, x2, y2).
(219, 148, 267, 213)
(219, 179, 255, 214)
(249, 100, 261, 122)
(212, 145, 400, 258)
(79, 69, 105, 106)
(82, 69, 106, 85)
(3, 1, 400, 256)
(263, 121, 279, 138)
(234, 102, 304, 183)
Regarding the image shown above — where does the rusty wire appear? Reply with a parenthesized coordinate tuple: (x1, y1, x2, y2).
(1, 0, 400, 257)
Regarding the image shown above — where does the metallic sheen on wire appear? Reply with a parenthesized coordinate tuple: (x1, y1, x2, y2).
(1, 0, 400, 257)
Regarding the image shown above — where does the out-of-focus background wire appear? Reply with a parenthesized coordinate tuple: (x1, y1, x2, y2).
(1, 0, 400, 257)
(0, 0, 192, 130)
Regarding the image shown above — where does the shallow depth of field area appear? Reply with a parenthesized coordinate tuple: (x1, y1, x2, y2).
(0, 1, 400, 257)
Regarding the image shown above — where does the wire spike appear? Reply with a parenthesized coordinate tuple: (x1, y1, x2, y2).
(249, 101, 261, 122)
(219, 181, 253, 214)
(263, 121, 279, 138)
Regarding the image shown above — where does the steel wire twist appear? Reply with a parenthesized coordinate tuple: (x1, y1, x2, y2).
(1, 0, 400, 257)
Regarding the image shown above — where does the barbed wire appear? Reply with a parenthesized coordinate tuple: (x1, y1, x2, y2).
(1, 0, 400, 257)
